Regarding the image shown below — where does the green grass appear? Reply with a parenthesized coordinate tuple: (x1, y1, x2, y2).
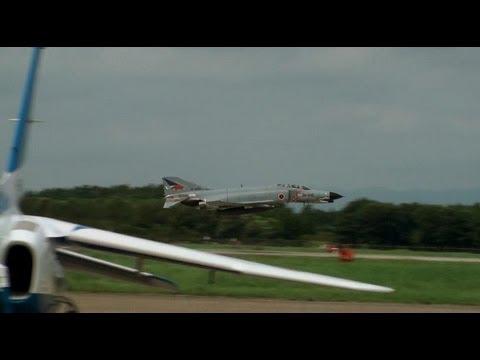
(65, 248, 480, 306)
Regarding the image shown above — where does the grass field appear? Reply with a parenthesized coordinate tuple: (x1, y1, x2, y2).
(65, 245, 480, 306)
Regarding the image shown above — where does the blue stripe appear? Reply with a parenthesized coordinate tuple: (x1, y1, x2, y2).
(73, 225, 90, 231)
(6, 48, 43, 173)
(7, 293, 53, 313)
(0, 288, 12, 313)
(152, 274, 177, 287)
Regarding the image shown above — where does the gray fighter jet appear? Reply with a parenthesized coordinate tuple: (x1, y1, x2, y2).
(163, 177, 343, 214)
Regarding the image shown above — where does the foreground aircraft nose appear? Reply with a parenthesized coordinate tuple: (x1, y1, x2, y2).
(329, 192, 343, 200)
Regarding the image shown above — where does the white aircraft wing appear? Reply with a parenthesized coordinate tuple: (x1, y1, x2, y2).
(26, 215, 394, 293)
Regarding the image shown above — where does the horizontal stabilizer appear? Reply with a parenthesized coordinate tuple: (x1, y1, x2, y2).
(56, 248, 178, 292)
(164, 199, 183, 208)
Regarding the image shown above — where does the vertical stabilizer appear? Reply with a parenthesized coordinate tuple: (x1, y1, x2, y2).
(0, 47, 44, 215)
(162, 176, 209, 195)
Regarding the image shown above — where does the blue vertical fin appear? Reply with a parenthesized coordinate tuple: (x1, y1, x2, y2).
(6, 47, 44, 174)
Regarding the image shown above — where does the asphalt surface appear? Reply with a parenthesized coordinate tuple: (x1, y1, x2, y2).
(208, 250, 480, 263)
(68, 293, 480, 313)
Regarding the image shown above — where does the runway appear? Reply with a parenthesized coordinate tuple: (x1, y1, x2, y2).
(207, 250, 480, 263)
(68, 293, 480, 313)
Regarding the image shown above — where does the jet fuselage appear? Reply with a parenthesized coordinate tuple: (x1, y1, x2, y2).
(163, 178, 343, 213)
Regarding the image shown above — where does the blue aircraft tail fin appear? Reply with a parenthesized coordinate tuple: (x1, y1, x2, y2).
(0, 47, 44, 214)
(6, 47, 44, 174)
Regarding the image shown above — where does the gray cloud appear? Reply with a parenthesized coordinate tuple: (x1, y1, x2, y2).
(0, 47, 478, 193)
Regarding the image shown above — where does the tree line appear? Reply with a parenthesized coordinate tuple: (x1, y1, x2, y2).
(20, 185, 480, 250)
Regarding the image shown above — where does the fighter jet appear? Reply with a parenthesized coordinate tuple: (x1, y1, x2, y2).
(163, 177, 343, 214)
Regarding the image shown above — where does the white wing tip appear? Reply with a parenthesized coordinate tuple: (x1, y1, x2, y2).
(345, 282, 395, 293)
(368, 285, 395, 293)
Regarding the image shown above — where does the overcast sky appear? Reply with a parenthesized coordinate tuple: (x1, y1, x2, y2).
(0, 47, 478, 193)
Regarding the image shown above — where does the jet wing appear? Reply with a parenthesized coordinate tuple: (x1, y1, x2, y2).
(219, 200, 276, 206)
(27, 215, 394, 293)
(212, 200, 277, 210)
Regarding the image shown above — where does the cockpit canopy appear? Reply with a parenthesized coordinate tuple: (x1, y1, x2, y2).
(276, 184, 311, 190)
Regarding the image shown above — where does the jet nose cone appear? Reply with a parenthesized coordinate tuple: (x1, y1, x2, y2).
(329, 192, 343, 200)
